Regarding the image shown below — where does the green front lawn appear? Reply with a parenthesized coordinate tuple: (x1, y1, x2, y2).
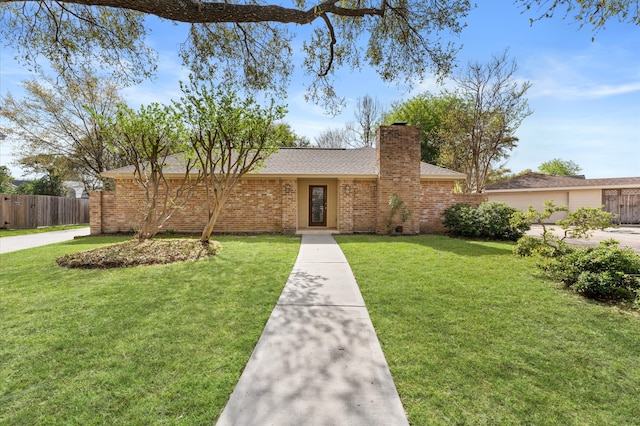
(0, 235, 299, 424)
(336, 235, 640, 425)
(4, 233, 639, 425)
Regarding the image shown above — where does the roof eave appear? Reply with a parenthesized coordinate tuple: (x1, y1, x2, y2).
(486, 183, 639, 193)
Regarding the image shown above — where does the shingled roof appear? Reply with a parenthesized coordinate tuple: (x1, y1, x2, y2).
(486, 172, 640, 191)
(102, 147, 466, 180)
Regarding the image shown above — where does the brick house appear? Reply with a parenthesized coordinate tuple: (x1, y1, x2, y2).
(91, 124, 486, 235)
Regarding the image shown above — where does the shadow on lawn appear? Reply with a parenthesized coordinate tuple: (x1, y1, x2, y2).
(338, 234, 514, 257)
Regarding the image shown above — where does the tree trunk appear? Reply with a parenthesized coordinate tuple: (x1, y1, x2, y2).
(200, 199, 225, 244)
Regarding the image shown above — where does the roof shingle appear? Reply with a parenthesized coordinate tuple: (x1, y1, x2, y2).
(486, 172, 640, 191)
(103, 147, 466, 179)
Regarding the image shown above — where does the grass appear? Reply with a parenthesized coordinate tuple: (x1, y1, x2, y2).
(0, 235, 300, 425)
(336, 235, 640, 425)
(0, 224, 88, 238)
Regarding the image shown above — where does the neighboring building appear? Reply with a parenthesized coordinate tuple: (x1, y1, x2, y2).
(91, 125, 486, 235)
(486, 173, 640, 225)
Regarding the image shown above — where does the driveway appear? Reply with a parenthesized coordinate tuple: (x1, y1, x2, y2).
(526, 225, 640, 254)
(0, 227, 91, 254)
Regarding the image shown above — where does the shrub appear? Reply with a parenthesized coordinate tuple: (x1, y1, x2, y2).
(476, 201, 530, 240)
(513, 235, 546, 257)
(444, 201, 528, 241)
(541, 240, 640, 303)
(443, 203, 478, 237)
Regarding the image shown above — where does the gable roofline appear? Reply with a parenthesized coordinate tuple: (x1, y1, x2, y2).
(485, 172, 640, 192)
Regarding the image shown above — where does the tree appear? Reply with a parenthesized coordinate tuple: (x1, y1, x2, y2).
(0, 165, 15, 193)
(30, 171, 66, 196)
(3, 1, 631, 111)
(511, 200, 614, 257)
(0, 66, 128, 191)
(293, 135, 312, 148)
(269, 122, 300, 147)
(448, 50, 532, 193)
(515, 0, 639, 29)
(177, 84, 287, 243)
(346, 95, 383, 147)
(486, 167, 534, 185)
(384, 91, 464, 164)
(538, 158, 582, 176)
(314, 128, 348, 148)
(101, 103, 198, 240)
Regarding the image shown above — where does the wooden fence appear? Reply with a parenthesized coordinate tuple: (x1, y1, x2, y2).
(0, 194, 89, 229)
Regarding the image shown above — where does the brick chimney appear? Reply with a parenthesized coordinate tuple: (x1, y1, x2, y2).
(376, 124, 421, 234)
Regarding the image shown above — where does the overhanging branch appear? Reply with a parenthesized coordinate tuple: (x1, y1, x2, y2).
(0, 0, 386, 24)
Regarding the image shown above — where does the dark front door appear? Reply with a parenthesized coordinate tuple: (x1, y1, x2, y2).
(309, 185, 327, 226)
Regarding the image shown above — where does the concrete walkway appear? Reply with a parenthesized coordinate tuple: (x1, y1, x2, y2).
(0, 227, 90, 254)
(217, 234, 409, 426)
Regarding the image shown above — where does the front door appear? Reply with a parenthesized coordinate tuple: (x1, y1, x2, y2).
(309, 185, 327, 226)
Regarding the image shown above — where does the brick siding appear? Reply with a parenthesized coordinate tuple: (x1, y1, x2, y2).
(91, 126, 487, 235)
(376, 125, 422, 234)
(419, 181, 486, 233)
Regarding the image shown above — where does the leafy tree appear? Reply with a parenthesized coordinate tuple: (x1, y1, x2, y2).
(13, 168, 66, 196)
(384, 91, 463, 164)
(101, 103, 198, 240)
(0, 66, 128, 191)
(447, 50, 532, 193)
(2, 1, 633, 110)
(177, 84, 287, 243)
(269, 122, 300, 147)
(385, 51, 531, 193)
(0, 165, 15, 193)
(538, 158, 582, 176)
(486, 167, 533, 185)
(30, 171, 66, 196)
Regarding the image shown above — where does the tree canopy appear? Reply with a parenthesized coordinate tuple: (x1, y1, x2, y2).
(385, 51, 532, 193)
(2, 0, 635, 110)
(538, 158, 583, 176)
(0, 66, 128, 190)
(384, 91, 462, 164)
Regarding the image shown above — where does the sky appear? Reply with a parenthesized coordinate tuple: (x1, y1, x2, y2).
(1, 2, 639, 179)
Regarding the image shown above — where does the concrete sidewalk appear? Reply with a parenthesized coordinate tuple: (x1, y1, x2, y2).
(217, 234, 409, 426)
(0, 227, 90, 254)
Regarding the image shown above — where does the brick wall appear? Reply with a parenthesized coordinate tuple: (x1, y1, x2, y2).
(376, 125, 422, 234)
(91, 178, 295, 235)
(352, 180, 377, 233)
(419, 180, 487, 232)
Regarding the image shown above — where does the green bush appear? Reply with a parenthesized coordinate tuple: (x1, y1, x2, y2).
(542, 240, 640, 303)
(514, 235, 572, 258)
(513, 235, 545, 257)
(444, 201, 529, 241)
(443, 203, 478, 237)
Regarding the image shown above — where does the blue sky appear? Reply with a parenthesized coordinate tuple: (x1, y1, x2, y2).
(1, 2, 639, 179)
